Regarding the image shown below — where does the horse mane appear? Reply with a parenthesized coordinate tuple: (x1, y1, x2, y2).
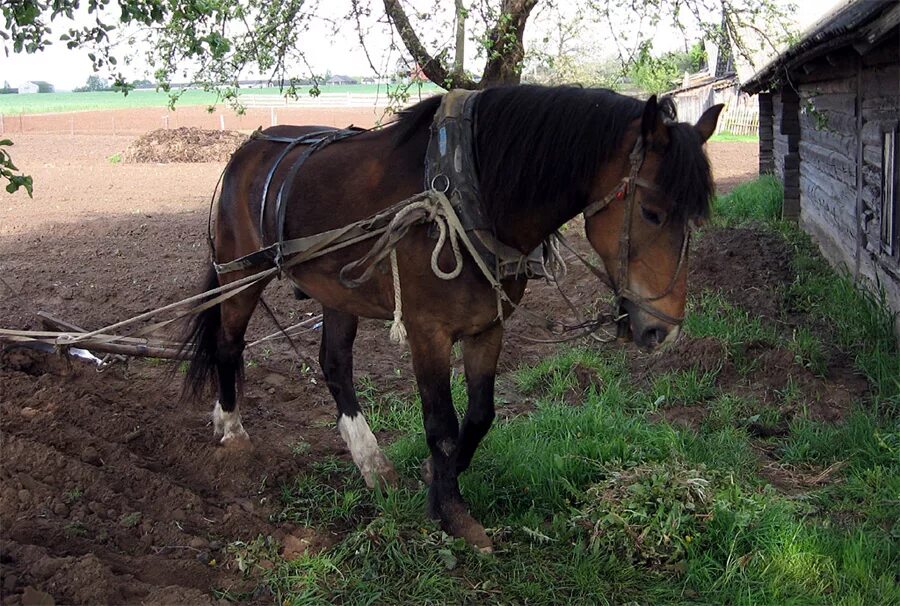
(392, 86, 712, 225)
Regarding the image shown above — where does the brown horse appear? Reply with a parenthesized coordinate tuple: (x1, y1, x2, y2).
(182, 85, 722, 551)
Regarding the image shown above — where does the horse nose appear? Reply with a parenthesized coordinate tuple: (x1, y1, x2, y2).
(638, 325, 671, 349)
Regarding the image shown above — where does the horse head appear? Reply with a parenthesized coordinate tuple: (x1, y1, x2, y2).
(584, 96, 723, 350)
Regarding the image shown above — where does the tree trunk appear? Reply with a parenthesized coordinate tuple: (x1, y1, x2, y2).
(479, 0, 538, 88)
(384, 0, 537, 90)
(454, 0, 466, 77)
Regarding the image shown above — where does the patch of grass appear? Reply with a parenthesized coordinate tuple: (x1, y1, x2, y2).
(712, 175, 783, 226)
(788, 325, 828, 375)
(782, 223, 900, 410)
(651, 367, 719, 407)
(107, 152, 122, 164)
(709, 131, 759, 143)
(684, 290, 779, 368)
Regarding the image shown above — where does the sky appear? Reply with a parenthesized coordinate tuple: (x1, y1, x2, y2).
(0, 0, 845, 91)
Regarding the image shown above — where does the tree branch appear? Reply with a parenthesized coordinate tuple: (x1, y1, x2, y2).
(382, 0, 477, 89)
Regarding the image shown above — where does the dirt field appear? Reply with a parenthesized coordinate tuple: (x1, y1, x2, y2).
(0, 130, 818, 604)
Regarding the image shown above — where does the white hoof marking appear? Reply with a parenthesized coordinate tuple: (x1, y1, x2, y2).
(337, 413, 396, 488)
(213, 400, 250, 445)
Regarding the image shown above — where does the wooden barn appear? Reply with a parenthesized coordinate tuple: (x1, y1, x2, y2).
(742, 0, 899, 329)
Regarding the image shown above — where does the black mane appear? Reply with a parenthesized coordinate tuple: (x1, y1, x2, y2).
(392, 85, 712, 226)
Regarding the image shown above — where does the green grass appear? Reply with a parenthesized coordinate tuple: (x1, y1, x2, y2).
(712, 175, 784, 225)
(709, 131, 759, 143)
(0, 83, 442, 115)
(229, 176, 899, 604)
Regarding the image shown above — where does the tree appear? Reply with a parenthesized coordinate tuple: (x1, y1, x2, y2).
(628, 41, 707, 94)
(73, 75, 110, 92)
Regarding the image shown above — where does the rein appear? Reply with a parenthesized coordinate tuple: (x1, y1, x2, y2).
(577, 138, 690, 329)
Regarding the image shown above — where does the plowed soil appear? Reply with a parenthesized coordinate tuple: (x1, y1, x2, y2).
(2, 132, 860, 605)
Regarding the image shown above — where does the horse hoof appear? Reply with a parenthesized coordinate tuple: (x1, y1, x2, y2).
(420, 457, 434, 485)
(220, 429, 251, 450)
(362, 454, 399, 490)
(441, 502, 493, 552)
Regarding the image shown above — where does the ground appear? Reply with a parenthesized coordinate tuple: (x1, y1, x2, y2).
(1, 128, 896, 604)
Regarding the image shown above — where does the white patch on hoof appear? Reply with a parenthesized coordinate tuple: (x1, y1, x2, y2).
(212, 400, 250, 446)
(338, 413, 397, 488)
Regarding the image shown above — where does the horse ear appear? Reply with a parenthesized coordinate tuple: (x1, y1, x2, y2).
(695, 104, 725, 142)
(641, 95, 659, 140)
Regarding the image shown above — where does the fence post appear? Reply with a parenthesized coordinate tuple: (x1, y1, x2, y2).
(19, 114, 23, 133)
(164, 114, 169, 130)
(220, 115, 225, 130)
(270, 107, 276, 126)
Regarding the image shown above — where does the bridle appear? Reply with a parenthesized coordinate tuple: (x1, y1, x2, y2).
(575, 137, 691, 331)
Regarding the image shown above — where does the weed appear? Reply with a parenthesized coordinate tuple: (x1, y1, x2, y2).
(107, 152, 122, 164)
(63, 487, 83, 504)
(120, 511, 142, 528)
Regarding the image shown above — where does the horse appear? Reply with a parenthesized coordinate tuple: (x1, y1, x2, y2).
(182, 85, 723, 551)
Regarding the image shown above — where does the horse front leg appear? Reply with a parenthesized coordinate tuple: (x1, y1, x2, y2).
(421, 323, 503, 483)
(408, 327, 493, 552)
(456, 323, 503, 474)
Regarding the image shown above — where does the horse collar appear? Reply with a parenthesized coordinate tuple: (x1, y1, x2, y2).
(425, 90, 547, 280)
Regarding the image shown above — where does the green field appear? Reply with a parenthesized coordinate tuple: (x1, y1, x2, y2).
(219, 179, 899, 604)
(0, 83, 442, 115)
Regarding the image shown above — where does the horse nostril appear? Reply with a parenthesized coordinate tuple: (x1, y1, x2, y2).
(641, 326, 670, 348)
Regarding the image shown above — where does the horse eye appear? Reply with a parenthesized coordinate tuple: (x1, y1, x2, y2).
(641, 207, 662, 226)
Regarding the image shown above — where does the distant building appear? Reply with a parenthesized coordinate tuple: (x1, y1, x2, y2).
(17, 81, 54, 94)
(326, 75, 358, 85)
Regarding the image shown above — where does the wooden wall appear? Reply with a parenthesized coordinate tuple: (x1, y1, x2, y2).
(760, 30, 899, 332)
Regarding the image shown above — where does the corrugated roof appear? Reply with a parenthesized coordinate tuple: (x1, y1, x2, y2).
(742, 0, 898, 94)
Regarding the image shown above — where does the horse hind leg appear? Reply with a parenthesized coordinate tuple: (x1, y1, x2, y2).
(319, 307, 398, 488)
(184, 266, 270, 448)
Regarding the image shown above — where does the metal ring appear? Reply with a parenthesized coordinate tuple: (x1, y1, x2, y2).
(430, 174, 451, 193)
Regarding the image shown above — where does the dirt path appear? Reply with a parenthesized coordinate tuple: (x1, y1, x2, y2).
(1, 134, 761, 604)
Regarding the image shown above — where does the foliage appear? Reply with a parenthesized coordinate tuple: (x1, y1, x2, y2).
(0, 139, 32, 196)
(73, 74, 110, 92)
(628, 41, 705, 94)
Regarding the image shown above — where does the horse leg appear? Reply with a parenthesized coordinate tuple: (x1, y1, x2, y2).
(319, 307, 398, 488)
(421, 324, 502, 482)
(211, 282, 268, 448)
(408, 328, 493, 552)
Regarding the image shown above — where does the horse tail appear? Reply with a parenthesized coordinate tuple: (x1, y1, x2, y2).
(180, 264, 221, 402)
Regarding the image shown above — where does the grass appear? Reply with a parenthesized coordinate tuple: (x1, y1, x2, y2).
(709, 131, 759, 143)
(0, 83, 442, 115)
(231, 177, 899, 604)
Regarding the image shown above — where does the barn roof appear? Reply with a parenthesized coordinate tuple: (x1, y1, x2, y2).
(742, 0, 900, 94)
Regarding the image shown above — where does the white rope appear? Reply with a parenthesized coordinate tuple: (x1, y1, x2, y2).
(388, 249, 408, 345)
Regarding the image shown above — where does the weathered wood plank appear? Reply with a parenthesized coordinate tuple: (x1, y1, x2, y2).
(800, 139, 857, 186)
(801, 92, 857, 115)
(802, 126, 857, 155)
(801, 75, 856, 95)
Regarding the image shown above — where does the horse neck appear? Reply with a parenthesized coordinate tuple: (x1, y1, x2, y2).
(491, 197, 584, 253)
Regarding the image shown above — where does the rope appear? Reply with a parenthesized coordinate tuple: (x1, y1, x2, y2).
(389, 250, 407, 345)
